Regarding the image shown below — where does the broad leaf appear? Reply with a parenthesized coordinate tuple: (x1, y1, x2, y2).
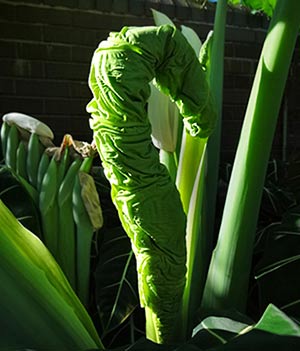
(190, 313, 251, 350)
(0, 200, 103, 350)
(195, 316, 249, 335)
(255, 304, 300, 336)
(214, 306, 300, 350)
(113, 306, 300, 350)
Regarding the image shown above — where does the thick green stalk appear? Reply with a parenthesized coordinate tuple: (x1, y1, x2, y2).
(181, 143, 208, 337)
(205, 0, 227, 247)
(201, 0, 300, 314)
(176, 133, 207, 214)
(178, 0, 227, 338)
(159, 150, 177, 182)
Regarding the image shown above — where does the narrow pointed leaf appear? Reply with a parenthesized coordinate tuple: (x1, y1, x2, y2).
(95, 227, 139, 337)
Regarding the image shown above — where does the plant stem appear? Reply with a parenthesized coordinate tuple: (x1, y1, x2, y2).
(205, 0, 227, 249)
(201, 0, 300, 315)
(180, 0, 227, 337)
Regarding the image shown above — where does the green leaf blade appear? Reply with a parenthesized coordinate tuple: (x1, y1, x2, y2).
(255, 304, 300, 337)
(0, 199, 103, 350)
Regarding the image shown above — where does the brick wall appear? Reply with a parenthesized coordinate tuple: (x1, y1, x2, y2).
(0, 0, 299, 163)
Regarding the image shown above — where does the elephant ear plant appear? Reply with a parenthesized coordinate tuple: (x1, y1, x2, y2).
(86, 24, 216, 344)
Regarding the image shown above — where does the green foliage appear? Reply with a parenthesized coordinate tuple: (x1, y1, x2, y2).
(114, 304, 300, 350)
(95, 229, 138, 340)
(0, 117, 142, 348)
(216, 158, 300, 321)
(0, 165, 41, 237)
(1, 0, 299, 348)
(0, 199, 103, 350)
(254, 205, 300, 318)
(27, 132, 43, 187)
(228, 0, 276, 16)
(39, 155, 59, 257)
(92, 167, 141, 347)
(57, 157, 82, 289)
(202, 0, 300, 315)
